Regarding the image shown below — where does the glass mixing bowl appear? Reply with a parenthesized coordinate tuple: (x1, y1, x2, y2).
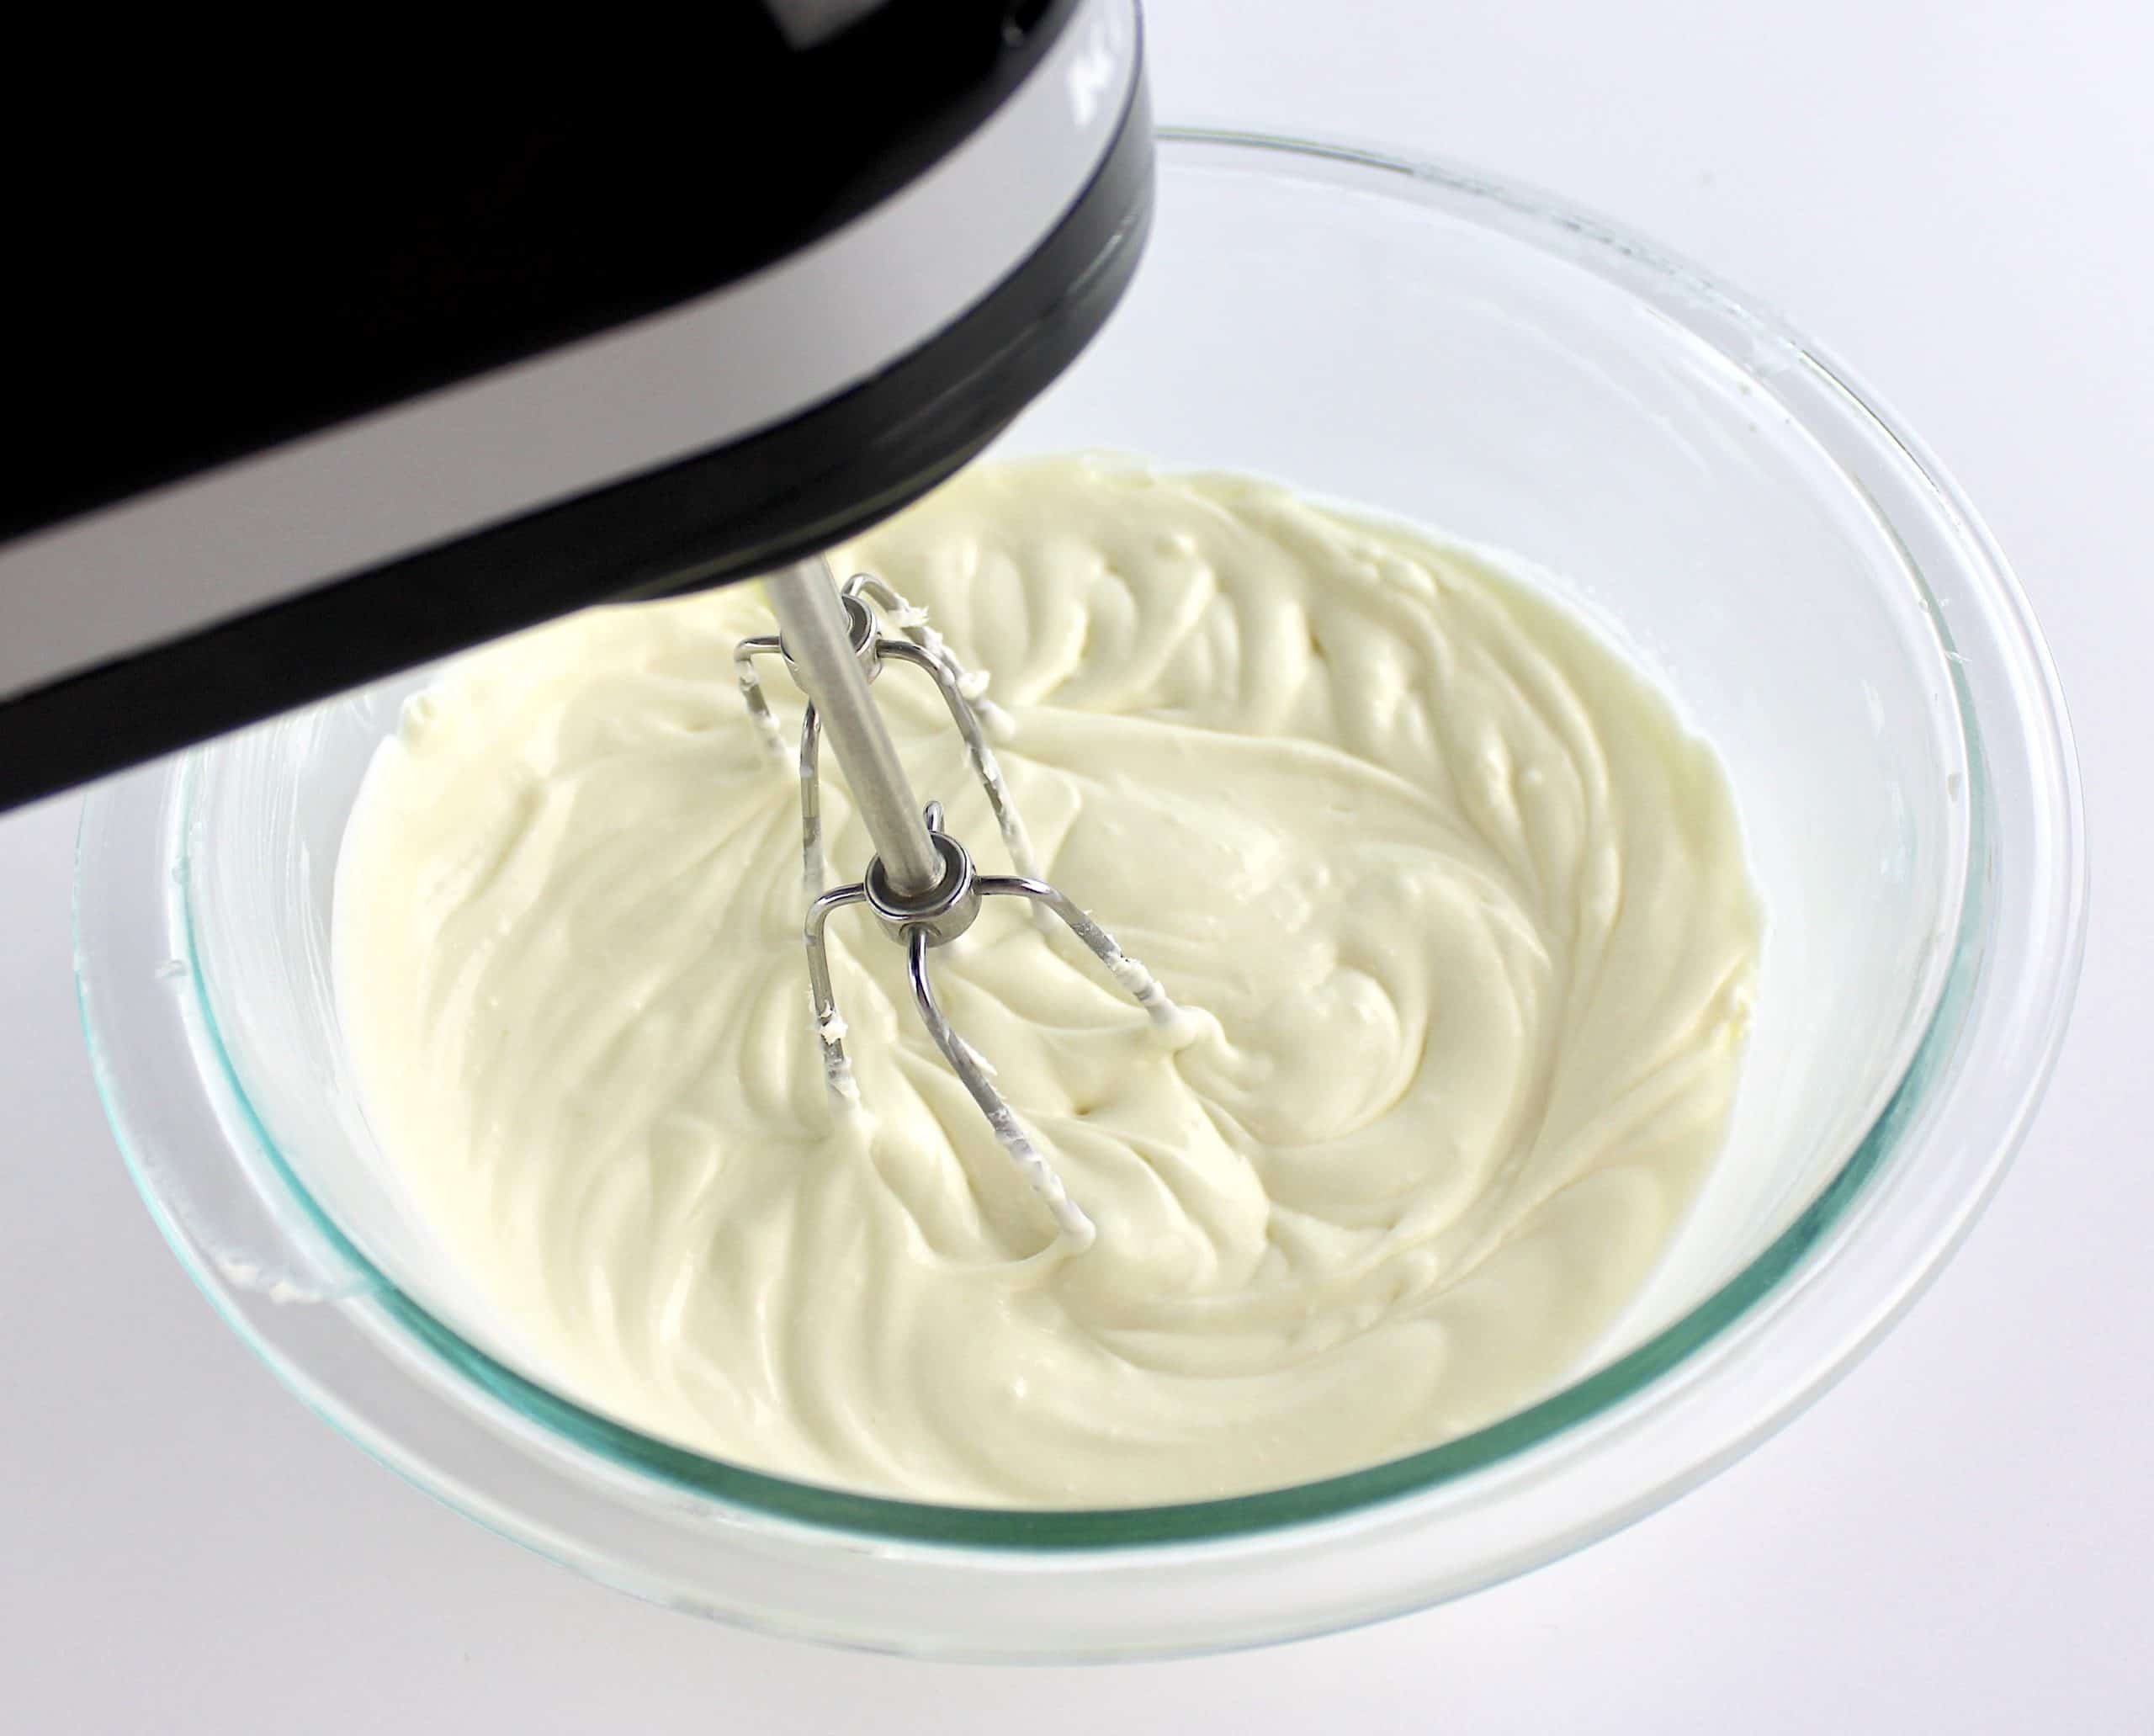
(74, 130, 2085, 1660)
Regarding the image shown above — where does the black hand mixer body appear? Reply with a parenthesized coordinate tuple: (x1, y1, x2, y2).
(0, 0, 1151, 810)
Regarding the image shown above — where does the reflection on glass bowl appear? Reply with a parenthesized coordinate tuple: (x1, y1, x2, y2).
(74, 130, 2084, 1660)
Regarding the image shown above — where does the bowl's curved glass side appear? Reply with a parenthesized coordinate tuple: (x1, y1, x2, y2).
(163, 127, 2023, 1546)
(73, 761, 364, 1310)
(175, 662, 579, 1383)
(74, 130, 2087, 1659)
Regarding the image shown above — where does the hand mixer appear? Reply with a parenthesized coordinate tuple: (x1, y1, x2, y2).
(738, 555, 1182, 1246)
(3, 0, 1162, 1234)
(0, 0, 1152, 809)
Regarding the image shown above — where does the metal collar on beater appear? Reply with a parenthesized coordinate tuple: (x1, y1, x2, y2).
(735, 557, 1183, 1250)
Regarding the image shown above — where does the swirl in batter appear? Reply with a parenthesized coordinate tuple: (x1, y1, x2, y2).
(333, 458, 1761, 1505)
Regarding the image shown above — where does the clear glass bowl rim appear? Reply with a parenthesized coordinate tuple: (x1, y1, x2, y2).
(77, 127, 2088, 1564)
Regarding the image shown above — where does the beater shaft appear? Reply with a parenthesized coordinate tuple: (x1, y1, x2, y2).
(762, 556, 944, 898)
(742, 562, 1187, 1249)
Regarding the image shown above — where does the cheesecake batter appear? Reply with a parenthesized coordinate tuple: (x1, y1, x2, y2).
(333, 458, 1761, 1506)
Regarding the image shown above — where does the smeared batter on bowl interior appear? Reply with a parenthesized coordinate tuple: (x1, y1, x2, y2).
(333, 457, 1761, 1505)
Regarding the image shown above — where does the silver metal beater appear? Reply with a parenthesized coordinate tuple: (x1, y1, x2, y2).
(735, 556, 1183, 1249)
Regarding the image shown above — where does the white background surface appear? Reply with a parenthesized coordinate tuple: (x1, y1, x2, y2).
(3, 2, 2147, 1728)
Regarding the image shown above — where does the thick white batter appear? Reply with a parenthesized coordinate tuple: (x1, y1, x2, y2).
(334, 459, 1761, 1506)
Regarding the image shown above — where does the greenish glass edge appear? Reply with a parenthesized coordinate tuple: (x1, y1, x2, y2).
(165, 718, 1987, 1550)
(124, 127, 1996, 1553)
(158, 569, 1992, 1559)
